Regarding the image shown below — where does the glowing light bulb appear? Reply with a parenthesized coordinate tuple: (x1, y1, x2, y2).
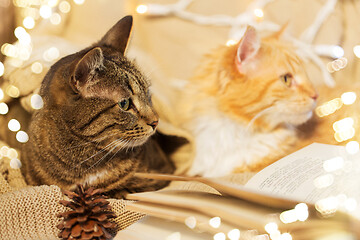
(209, 217, 221, 228)
(0, 62, 4, 77)
(344, 198, 357, 212)
(23, 16, 35, 29)
(16, 131, 29, 143)
(43, 47, 60, 62)
(73, 0, 85, 5)
(10, 158, 22, 169)
(213, 232, 226, 240)
(0, 102, 9, 115)
(7, 148, 18, 159)
(341, 92, 356, 105)
(48, 0, 59, 7)
(228, 229, 240, 240)
(323, 157, 344, 172)
(8, 119, 21, 132)
(136, 4, 148, 14)
(0, 146, 9, 156)
(40, 5, 52, 19)
(226, 39, 237, 46)
(333, 117, 354, 132)
(332, 46, 344, 59)
(0, 88, 4, 100)
(295, 203, 309, 221)
(50, 13, 62, 25)
(254, 8, 264, 18)
(59, 1, 71, 13)
(314, 174, 334, 188)
(166, 232, 181, 240)
(31, 94, 44, 109)
(31, 62, 43, 74)
(346, 141, 359, 155)
(353, 45, 360, 58)
(184, 216, 196, 229)
(264, 222, 278, 234)
(315, 196, 339, 216)
(280, 209, 297, 224)
(280, 233, 292, 240)
(6, 85, 20, 98)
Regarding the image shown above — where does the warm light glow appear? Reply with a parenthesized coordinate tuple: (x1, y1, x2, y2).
(136, 4, 148, 14)
(228, 229, 240, 240)
(73, 0, 85, 5)
(0, 88, 4, 100)
(43, 47, 60, 61)
(10, 158, 22, 169)
(8, 119, 21, 132)
(184, 216, 196, 229)
(294, 203, 309, 221)
(280, 233, 292, 240)
(31, 62, 43, 74)
(0, 62, 4, 77)
(1, 43, 18, 58)
(334, 127, 355, 142)
(39, 5, 52, 19)
(332, 46, 344, 59)
(323, 157, 344, 172)
(16, 131, 29, 143)
(314, 174, 334, 188)
(0, 146, 9, 156)
(23, 16, 35, 29)
(14, 27, 31, 44)
(226, 39, 237, 46)
(280, 209, 297, 224)
(353, 45, 360, 58)
(166, 232, 181, 240)
(48, 0, 59, 7)
(253, 8, 264, 18)
(315, 197, 339, 216)
(264, 222, 278, 234)
(333, 117, 354, 132)
(344, 198, 357, 212)
(209, 217, 221, 228)
(341, 92, 357, 105)
(346, 141, 359, 155)
(213, 232, 226, 240)
(59, 1, 71, 13)
(315, 98, 342, 117)
(0, 102, 9, 115)
(7, 148, 18, 159)
(50, 13, 62, 25)
(6, 85, 20, 98)
(31, 94, 44, 109)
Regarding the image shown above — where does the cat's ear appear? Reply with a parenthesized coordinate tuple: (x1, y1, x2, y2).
(235, 26, 260, 73)
(99, 15, 133, 54)
(72, 47, 103, 90)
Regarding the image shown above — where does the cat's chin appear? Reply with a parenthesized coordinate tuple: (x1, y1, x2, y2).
(286, 111, 313, 126)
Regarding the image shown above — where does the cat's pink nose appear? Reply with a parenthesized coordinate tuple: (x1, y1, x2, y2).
(311, 93, 318, 100)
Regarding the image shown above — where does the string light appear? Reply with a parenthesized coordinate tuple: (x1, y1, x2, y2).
(0, 62, 4, 77)
(323, 157, 344, 172)
(43, 47, 60, 62)
(136, 4, 148, 14)
(341, 92, 356, 105)
(39, 5, 52, 19)
(16, 130, 29, 143)
(253, 8, 264, 20)
(6, 85, 20, 98)
(59, 1, 71, 13)
(23, 16, 35, 29)
(8, 119, 21, 132)
(0, 88, 4, 101)
(10, 157, 22, 169)
(227, 229, 241, 240)
(0, 103, 9, 115)
(184, 216, 196, 229)
(353, 45, 360, 58)
(345, 141, 359, 155)
(166, 232, 181, 240)
(213, 232, 226, 240)
(313, 174, 334, 188)
(31, 62, 43, 74)
(315, 196, 339, 216)
(73, 0, 85, 5)
(50, 13, 62, 25)
(315, 98, 342, 117)
(209, 217, 221, 228)
(226, 39, 237, 46)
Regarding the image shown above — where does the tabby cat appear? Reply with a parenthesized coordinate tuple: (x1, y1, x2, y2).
(180, 26, 321, 177)
(21, 16, 174, 198)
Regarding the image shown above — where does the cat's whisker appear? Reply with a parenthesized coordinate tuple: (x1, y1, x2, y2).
(246, 106, 275, 131)
(64, 132, 120, 150)
(74, 138, 123, 168)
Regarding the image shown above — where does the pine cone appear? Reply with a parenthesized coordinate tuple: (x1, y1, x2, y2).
(57, 184, 117, 240)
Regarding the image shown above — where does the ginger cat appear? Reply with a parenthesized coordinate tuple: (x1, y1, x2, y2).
(180, 26, 356, 177)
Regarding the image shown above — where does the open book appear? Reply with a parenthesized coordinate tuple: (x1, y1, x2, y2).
(123, 143, 360, 240)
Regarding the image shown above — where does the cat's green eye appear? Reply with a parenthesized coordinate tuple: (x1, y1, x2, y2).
(118, 99, 130, 111)
(281, 74, 293, 87)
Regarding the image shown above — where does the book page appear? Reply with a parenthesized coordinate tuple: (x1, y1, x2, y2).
(245, 143, 360, 218)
